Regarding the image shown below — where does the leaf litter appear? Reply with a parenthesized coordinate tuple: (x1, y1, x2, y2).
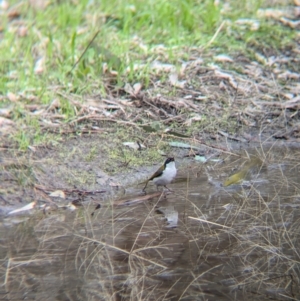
(1, 0, 300, 216)
(1, 2, 300, 301)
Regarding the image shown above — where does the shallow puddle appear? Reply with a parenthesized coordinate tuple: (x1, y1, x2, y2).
(1, 146, 300, 300)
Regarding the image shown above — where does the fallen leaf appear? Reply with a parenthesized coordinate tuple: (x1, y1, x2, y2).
(0, 117, 15, 135)
(49, 190, 66, 199)
(8, 201, 37, 215)
(8, 9, 21, 19)
(169, 141, 200, 150)
(28, 146, 36, 152)
(141, 122, 162, 132)
(67, 202, 77, 211)
(222, 204, 235, 210)
(218, 130, 248, 142)
(183, 115, 202, 126)
(124, 82, 142, 96)
(109, 181, 121, 187)
(133, 82, 142, 94)
(281, 93, 294, 100)
(280, 17, 300, 29)
(215, 54, 233, 62)
(124, 83, 134, 96)
(257, 8, 287, 19)
(29, 0, 50, 9)
(169, 73, 186, 88)
(235, 18, 260, 30)
(34, 57, 45, 74)
(151, 61, 175, 73)
(17, 25, 28, 37)
(195, 155, 207, 163)
(214, 70, 238, 89)
(7, 92, 19, 102)
(0, 108, 12, 117)
(164, 128, 190, 138)
(278, 71, 300, 80)
(123, 141, 146, 150)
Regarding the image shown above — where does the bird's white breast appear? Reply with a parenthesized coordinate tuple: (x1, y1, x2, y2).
(153, 161, 177, 186)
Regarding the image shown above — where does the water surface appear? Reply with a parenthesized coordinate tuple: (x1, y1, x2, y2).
(1, 146, 300, 300)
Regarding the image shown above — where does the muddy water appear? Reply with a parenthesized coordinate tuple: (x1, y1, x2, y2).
(1, 147, 300, 301)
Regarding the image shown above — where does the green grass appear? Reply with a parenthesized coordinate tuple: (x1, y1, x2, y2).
(0, 0, 297, 149)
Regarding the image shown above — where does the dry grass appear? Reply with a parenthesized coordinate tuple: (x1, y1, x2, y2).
(1, 0, 300, 300)
(2, 145, 300, 300)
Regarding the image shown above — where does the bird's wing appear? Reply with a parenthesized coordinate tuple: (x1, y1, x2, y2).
(141, 167, 163, 191)
(148, 168, 163, 181)
(139, 169, 163, 185)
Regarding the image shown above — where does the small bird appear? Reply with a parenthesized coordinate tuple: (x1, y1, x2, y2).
(142, 157, 177, 192)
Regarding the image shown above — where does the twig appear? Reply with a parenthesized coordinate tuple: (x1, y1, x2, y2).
(74, 234, 168, 269)
(68, 30, 100, 74)
(188, 216, 232, 228)
(205, 20, 225, 48)
(114, 192, 162, 206)
(69, 115, 141, 128)
(34, 184, 106, 195)
(192, 137, 239, 155)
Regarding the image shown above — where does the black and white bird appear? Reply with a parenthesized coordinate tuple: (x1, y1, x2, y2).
(142, 157, 177, 192)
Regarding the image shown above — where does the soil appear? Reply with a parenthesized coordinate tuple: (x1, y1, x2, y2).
(1, 47, 300, 213)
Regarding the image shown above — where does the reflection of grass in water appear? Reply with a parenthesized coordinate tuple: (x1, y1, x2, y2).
(77, 148, 300, 300)
(3, 147, 300, 300)
(198, 147, 300, 299)
(86, 146, 300, 300)
(59, 148, 299, 300)
(76, 194, 177, 300)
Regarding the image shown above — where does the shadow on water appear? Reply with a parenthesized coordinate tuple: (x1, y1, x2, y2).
(1, 145, 300, 300)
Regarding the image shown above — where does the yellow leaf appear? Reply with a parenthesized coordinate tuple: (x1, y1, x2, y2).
(223, 170, 248, 186)
(223, 156, 265, 187)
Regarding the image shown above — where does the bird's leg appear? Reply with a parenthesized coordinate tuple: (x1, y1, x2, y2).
(142, 181, 149, 193)
(164, 185, 172, 192)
